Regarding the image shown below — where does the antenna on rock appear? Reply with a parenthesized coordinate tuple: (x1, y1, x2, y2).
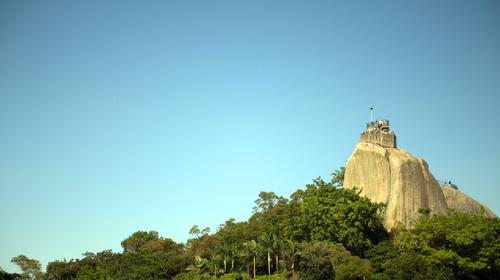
(369, 105, 373, 122)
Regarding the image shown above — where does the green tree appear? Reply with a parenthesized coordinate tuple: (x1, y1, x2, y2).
(243, 240, 261, 278)
(216, 219, 242, 273)
(259, 233, 274, 276)
(271, 234, 281, 273)
(121, 230, 160, 253)
(297, 241, 338, 280)
(395, 211, 500, 279)
(46, 259, 81, 280)
(74, 250, 120, 280)
(10, 255, 44, 280)
(298, 241, 373, 280)
(380, 253, 453, 280)
(285, 240, 300, 273)
(253, 192, 286, 213)
(330, 244, 373, 280)
(287, 178, 386, 255)
(331, 166, 346, 187)
(186, 233, 219, 264)
(74, 232, 186, 280)
(0, 267, 20, 280)
(364, 240, 400, 273)
(334, 256, 372, 280)
(249, 191, 289, 274)
(189, 225, 210, 239)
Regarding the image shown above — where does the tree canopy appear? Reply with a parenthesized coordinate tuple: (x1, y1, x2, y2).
(5, 167, 500, 280)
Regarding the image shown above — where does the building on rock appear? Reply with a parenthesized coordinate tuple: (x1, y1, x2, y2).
(360, 120, 397, 148)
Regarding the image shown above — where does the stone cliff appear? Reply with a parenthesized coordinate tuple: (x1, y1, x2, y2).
(343, 119, 497, 229)
(441, 186, 496, 218)
(343, 142, 449, 229)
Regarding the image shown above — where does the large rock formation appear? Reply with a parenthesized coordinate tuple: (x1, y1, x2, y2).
(441, 186, 496, 218)
(344, 120, 496, 230)
(344, 119, 497, 229)
(344, 142, 449, 229)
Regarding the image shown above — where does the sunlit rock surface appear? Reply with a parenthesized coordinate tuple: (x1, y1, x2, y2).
(343, 142, 449, 229)
(441, 186, 496, 218)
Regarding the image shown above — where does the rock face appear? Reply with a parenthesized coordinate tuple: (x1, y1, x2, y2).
(344, 142, 449, 229)
(441, 186, 496, 218)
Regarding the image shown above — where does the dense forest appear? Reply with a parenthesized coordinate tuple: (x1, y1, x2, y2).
(2, 169, 499, 280)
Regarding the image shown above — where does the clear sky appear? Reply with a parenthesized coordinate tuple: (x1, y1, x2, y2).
(1, 0, 499, 273)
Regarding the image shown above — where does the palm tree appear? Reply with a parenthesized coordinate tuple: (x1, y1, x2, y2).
(238, 243, 251, 276)
(216, 238, 238, 274)
(243, 240, 261, 278)
(271, 234, 281, 273)
(259, 233, 274, 276)
(220, 241, 230, 273)
(229, 243, 240, 272)
(286, 240, 300, 273)
(331, 166, 346, 187)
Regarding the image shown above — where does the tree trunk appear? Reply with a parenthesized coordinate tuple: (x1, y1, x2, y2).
(231, 259, 234, 272)
(267, 252, 271, 276)
(275, 255, 279, 272)
(253, 255, 256, 279)
(282, 251, 286, 271)
(224, 256, 227, 273)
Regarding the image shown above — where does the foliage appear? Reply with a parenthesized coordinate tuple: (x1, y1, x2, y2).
(46, 259, 81, 280)
(241, 240, 261, 278)
(395, 211, 500, 279)
(330, 244, 373, 280)
(296, 240, 373, 280)
(121, 230, 160, 253)
(331, 166, 346, 187)
(253, 274, 288, 280)
(70, 232, 186, 280)
(417, 207, 431, 216)
(334, 256, 372, 280)
(189, 225, 211, 239)
(253, 192, 287, 214)
(10, 255, 44, 280)
(172, 271, 286, 280)
(287, 177, 387, 255)
(172, 271, 211, 280)
(364, 240, 400, 273)
(0, 267, 20, 280)
(377, 253, 453, 280)
(6, 167, 499, 280)
(297, 240, 337, 280)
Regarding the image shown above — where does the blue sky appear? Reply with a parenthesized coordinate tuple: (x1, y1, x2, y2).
(1, 0, 499, 273)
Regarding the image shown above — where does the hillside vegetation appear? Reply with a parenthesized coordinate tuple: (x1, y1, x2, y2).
(2, 169, 499, 280)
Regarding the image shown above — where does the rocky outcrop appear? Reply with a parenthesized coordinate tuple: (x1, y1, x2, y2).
(441, 186, 496, 218)
(343, 142, 449, 229)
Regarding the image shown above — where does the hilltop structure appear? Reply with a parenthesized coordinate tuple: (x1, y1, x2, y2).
(360, 120, 397, 148)
(343, 116, 496, 229)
